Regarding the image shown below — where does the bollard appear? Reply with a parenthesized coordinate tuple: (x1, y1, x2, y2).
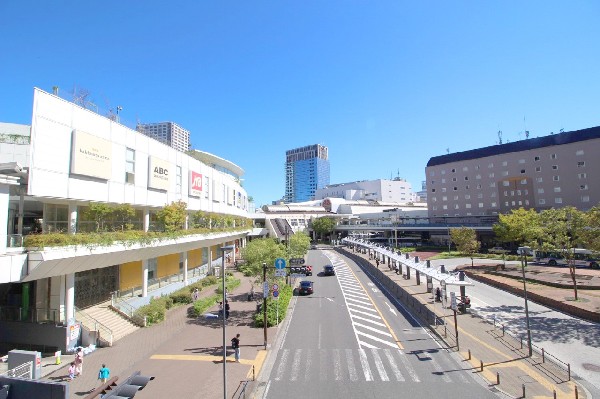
(553, 389, 556, 399)
(520, 337, 523, 349)
(468, 349, 471, 360)
(480, 360, 483, 372)
(502, 325, 505, 336)
(575, 385, 578, 399)
(522, 384, 526, 398)
(496, 372, 500, 385)
(568, 363, 571, 381)
(542, 348, 545, 363)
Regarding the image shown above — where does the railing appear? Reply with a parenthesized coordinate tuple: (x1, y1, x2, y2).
(233, 380, 251, 399)
(110, 296, 147, 327)
(1, 361, 33, 379)
(6, 234, 23, 248)
(0, 306, 60, 323)
(114, 265, 209, 299)
(74, 306, 113, 347)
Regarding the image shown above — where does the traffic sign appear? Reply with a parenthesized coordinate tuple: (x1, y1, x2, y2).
(274, 270, 286, 277)
(289, 258, 305, 265)
(272, 284, 279, 291)
(290, 273, 305, 279)
(263, 281, 269, 298)
(275, 258, 286, 269)
(273, 290, 279, 298)
(450, 292, 457, 310)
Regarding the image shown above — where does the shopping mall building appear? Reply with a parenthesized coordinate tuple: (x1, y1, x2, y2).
(0, 88, 250, 352)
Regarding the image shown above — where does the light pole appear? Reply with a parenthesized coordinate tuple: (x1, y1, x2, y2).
(220, 245, 234, 399)
(116, 105, 123, 123)
(518, 246, 533, 357)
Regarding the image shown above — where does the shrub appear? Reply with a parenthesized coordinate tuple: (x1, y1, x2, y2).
(134, 297, 167, 325)
(215, 276, 241, 295)
(201, 276, 218, 287)
(191, 294, 221, 317)
(254, 283, 293, 327)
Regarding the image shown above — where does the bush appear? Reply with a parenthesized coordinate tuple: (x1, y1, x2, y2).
(215, 277, 241, 295)
(191, 294, 221, 317)
(134, 297, 167, 325)
(201, 276, 218, 287)
(254, 283, 293, 327)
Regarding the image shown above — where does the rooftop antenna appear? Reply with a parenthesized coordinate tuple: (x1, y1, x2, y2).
(497, 130, 503, 144)
(52, 86, 59, 95)
(446, 147, 450, 154)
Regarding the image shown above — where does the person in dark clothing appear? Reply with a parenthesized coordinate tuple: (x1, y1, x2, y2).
(225, 300, 230, 319)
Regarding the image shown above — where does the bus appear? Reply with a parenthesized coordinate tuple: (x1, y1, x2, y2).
(533, 248, 600, 269)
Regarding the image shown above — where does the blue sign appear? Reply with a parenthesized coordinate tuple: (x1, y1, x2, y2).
(273, 290, 279, 298)
(275, 258, 286, 269)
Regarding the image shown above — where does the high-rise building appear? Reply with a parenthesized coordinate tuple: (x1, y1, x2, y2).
(137, 121, 190, 153)
(284, 144, 330, 203)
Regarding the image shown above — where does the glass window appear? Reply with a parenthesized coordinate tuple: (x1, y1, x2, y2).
(519, 159, 525, 164)
(555, 197, 562, 204)
(502, 161, 508, 166)
(554, 187, 561, 193)
(176, 166, 182, 194)
(580, 185, 588, 190)
(582, 196, 590, 202)
(539, 199, 546, 205)
(538, 188, 544, 194)
(503, 181, 510, 186)
(125, 148, 135, 184)
(551, 153, 557, 159)
(536, 177, 543, 183)
(576, 150, 584, 156)
(577, 161, 585, 167)
(534, 156, 540, 161)
(535, 166, 541, 172)
(553, 176, 560, 181)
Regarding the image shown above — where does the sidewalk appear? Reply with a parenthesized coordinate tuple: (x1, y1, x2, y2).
(44, 270, 276, 399)
(339, 247, 588, 399)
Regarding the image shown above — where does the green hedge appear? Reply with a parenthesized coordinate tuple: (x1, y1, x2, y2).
(191, 294, 221, 317)
(254, 283, 293, 328)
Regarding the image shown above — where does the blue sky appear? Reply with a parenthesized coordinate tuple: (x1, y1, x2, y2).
(2, 1, 599, 207)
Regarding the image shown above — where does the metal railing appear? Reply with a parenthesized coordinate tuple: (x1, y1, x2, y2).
(6, 234, 23, 248)
(114, 265, 209, 299)
(0, 306, 60, 323)
(110, 296, 147, 327)
(74, 306, 113, 347)
(1, 361, 33, 379)
(233, 380, 251, 399)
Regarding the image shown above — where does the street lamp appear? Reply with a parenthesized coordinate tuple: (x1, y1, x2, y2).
(220, 245, 235, 399)
(518, 246, 533, 357)
(116, 105, 123, 123)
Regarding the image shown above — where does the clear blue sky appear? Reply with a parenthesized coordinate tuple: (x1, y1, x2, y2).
(2, 1, 599, 207)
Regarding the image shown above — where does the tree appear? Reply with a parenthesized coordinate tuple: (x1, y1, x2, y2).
(539, 207, 586, 300)
(582, 204, 600, 252)
(83, 203, 113, 232)
(493, 207, 542, 248)
(311, 217, 336, 241)
(450, 227, 480, 267)
(240, 238, 287, 277)
(289, 231, 311, 259)
(113, 204, 136, 231)
(156, 201, 187, 232)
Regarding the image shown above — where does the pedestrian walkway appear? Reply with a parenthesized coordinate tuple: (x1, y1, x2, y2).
(340, 246, 589, 399)
(44, 270, 276, 399)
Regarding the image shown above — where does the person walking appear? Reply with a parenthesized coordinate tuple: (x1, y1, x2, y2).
(225, 300, 230, 319)
(231, 333, 240, 362)
(98, 364, 110, 384)
(74, 347, 84, 377)
(68, 362, 76, 381)
(192, 288, 199, 301)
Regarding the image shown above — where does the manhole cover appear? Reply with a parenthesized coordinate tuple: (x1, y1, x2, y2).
(582, 363, 600, 372)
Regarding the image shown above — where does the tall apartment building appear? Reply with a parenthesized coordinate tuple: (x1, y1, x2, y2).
(284, 144, 330, 203)
(137, 121, 190, 153)
(426, 126, 600, 218)
(314, 178, 415, 203)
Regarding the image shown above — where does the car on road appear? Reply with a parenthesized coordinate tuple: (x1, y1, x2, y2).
(323, 264, 335, 276)
(310, 244, 317, 250)
(298, 280, 314, 295)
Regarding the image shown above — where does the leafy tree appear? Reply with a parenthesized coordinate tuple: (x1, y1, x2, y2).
(289, 231, 311, 259)
(582, 204, 600, 252)
(311, 217, 336, 241)
(240, 238, 287, 277)
(83, 203, 113, 232)
(191, 210, 209, 229)
(156, 201, 187, 232)
(493, 207, 542, 248)
(113, 204, 136, 231)
(450, 227, 480, 266)
(539, 207, 586, 300)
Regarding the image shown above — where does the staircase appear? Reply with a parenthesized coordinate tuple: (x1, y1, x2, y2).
(78, 302, 140, 344)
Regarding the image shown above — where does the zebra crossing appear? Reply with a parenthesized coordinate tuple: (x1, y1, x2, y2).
(326, 253, 399, 350)
(271, 347, 470, 384)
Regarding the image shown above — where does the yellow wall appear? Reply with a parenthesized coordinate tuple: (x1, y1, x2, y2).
(120, 261, 142, 290)
(158, 253, 180, 278)
(188, 248, 202, 269)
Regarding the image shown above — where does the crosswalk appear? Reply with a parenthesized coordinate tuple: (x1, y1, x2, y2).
(326, 253, 399, 350)
(271, 347, 470, 384)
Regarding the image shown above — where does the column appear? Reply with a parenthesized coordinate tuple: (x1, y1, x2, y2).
(0, 186, 9, 253)
(182, 251, 188, 286)
(143, 208, 150, 232)
(68, 203, 77, 234)
(17, 193, 24, 236)
(65, 273, 75, 321)
(142, 259, 149, 297)
(206, 246, 213, 275)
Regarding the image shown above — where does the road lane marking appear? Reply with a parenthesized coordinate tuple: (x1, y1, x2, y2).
(353, 321, 393, 337)
(351, 314, 387, 327)
(356, 331, 399, 348)
(304, 349, 313, 381)
(345, 349, 359, 381)
(383, 349, 405, 381)
(358, 348, 374, 381)
(371, 349, 389, 381)
(290, 349, 302, 381)
(319, 349, 327, 381)
(274, 349, 290, 381)
(333, 349, 343, 380)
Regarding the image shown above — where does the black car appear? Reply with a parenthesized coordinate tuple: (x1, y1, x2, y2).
(298, 280, 314, 295)
(323, 264, 335, 276)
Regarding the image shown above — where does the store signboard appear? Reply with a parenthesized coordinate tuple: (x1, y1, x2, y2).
(148, 156, 170, 190)
(70, 130, 112, 179)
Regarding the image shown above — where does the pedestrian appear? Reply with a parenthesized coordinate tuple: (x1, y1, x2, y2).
(375, 258, 380, 268)
(68, 362, 76, 381)
(231, 333, 240, 362)
(218, 301, 223, 317)
(225, 300, 230, 319)
(192, 288, 199, 301)
(74, 347, 84, 377)
(225, 288, 229, 301)
(435, 287, 442, 302)
(98, 364, 110, 384)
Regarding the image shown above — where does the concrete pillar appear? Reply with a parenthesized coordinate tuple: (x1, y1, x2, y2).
(65, 273, 75, 321)
(206, 246, 213, 274)
(143, 208, 150, 232)
(17, 193, 24, 236)
(68, 203, 77, 234)
(182, 251, 188, 286)
(0, 186, 9, 254)
(142, 259, 149, 297)
(416, 270, 421, 285)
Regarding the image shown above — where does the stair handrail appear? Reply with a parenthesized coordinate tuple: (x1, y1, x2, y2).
(110, 294, 147, 327)
(74, 306, 114, 347)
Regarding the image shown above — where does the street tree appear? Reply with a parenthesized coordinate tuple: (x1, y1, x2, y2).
(156, 201, 187, 232)
(83, 203, 113, 232)
(289, 231, 311, 259)
(582, 204, 600, 252)
(493, 207, 542, 248)
(539, 206, 586, 300)
(113, 204, 136, 231)
(240, 238, 287, 278)
(450, 227, 480, 267)
(311, 217, 336, 241)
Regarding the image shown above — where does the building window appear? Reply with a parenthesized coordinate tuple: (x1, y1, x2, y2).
(478, 193, 483, 199)
(431, 197, 437, 202)
(454, 204, 460, 209)
(502, 171, 509, 176)
(538, 188, 544, 194)
(553, 176, 560, 181)
(454, 195, 459, 200)
(539, 199, 546, 205)
(176, 166, 182, 194)
(442, 196, 447, 201)
(535, 166, 541, 172)
(432, 205, 438, 210)
(463, 166, 468, 172)
(465, 194, 471, 199)
(430, 180, 435, 185)
(204, 176, 210, 199)
(464, 176, 469, 181)
(491, 202, 497, 207)
(466, 203, 472, 208)
(552, 165, 558, 170)
(431, 188, 436, 193)
(465, 185, 470, 189)
(555, 197, 563, 204)
(578, 173, 587, 179)
(536, 177, 543, 183)
(519, 159, 525, 164)
(443, 205, 448, 210)
(488, 163, 494, 168)
(125, 148, 135, 184)
(534, 156, 540, 161)
(489, 173, 495, 178)
(554, 187, 561, 193)
(582, 196, 590, 202)
(442, 188, 447, 192)
(576, 150, 584, 156)
(441, 178, 446, 183)
(520, 169, 525, 174)
(475, 165, 480, 170)
(520, 179, 527, 184)
(577, 161, 585, 168)
(476, 174, 481, 180)
(503, 181, 510, 187)
(451, 168, 456, 173)
(502, 161, 508, 166)
(491, 192, 497, 197)
(489, 182, 496, 187)
(551, 153, 557, 159)
(441, 170, 446, 175)
(452, 177, 457, 182)
(453, 187, 458, 191)
(580, 184, 588, 190)
(477, 184, 482, 189)
(478, 203, 484, 208)
(429, 171, 435, 176)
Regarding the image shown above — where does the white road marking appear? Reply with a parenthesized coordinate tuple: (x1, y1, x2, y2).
(319, 349, 327, 381)
(347, 302, 379, 313)
(384, 349, 405, 381)
(358, 348, 373, 381)
(333, 349, 343, 380)
(354, 321, 393, 337)
(351, 314, 387, 327)
(345, 296, 373, 306)
(290, 349, 302, 381)
(345, 349, 359, 381)
(304, 349, 313, 381)
(356, 331, 398, 348)
(397, 352, 420, 382)
(371, 349, 389, 381)
(275, 349, 290, 381)
(385, 302, 397, 316)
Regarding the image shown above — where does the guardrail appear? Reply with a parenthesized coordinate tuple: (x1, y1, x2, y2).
(0, 306, 60, 323)
(114, 265, 209, 299)
(1, 361, 33, 379)
(233, 380, 251, 399)
(6, 234, 23, 248)
(74, 306, 113, 347)
(110, 296, 147, 327)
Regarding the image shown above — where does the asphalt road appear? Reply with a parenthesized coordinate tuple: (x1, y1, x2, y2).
(257, 250, 501, 399)
(429, 258, 600, 393)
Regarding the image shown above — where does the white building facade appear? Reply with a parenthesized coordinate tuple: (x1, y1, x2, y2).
(315, 178, 416, 203)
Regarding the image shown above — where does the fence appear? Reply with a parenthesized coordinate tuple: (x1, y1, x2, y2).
(1, 361, 33, 379)
(74, 307, 114, 347)
(0, 307, 60, 324)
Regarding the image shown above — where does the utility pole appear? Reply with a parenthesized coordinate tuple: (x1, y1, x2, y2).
(263, 262, 268, 349)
